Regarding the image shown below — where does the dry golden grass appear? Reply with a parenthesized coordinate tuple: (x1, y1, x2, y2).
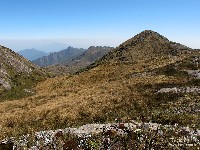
(0, 53, 194, 140)
(1, 30, 199, 141)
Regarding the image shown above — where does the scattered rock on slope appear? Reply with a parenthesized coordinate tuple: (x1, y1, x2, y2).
(0, 45, 47, 100)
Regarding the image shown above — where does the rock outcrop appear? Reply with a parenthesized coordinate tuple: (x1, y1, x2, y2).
(0, 45, 47, 100)
(1, 121, 199, 149)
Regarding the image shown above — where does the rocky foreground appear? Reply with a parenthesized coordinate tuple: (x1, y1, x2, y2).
(1, 120, 199, 149)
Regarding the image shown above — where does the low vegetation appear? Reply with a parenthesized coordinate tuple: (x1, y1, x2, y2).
(0, 45, 49, 101)
(0, 31, 199, 149)
(0, 71, 48, 101)
(0, 55, 199, 139)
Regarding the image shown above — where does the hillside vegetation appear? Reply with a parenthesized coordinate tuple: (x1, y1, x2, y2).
(0, 30, 199, 142)
(0, 46, 48, 101)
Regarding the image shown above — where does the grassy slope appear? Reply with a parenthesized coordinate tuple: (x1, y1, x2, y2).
(0, 31, 199, 140)
(0, 51, 199, 139)
(0, 45, 49, 101)
(0, 71, 48, 101)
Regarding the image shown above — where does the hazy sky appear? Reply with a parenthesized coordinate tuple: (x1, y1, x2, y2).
(0, 0, 199, 51)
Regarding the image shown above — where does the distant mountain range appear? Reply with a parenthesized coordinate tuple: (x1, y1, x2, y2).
(46, 46, 114, 75)
(17, 48, 49, 61)
(32, 46, 85, 67)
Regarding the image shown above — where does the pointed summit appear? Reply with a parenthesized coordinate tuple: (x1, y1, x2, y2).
(120, 30, 169, 48)
(100, 30, 191, 63)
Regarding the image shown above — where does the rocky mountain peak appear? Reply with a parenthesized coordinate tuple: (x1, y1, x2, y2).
(32, 47, 85, 67)
(46, 46, 113, 75)
(99, 30, 191, 63)
(119, 30, 169, 49)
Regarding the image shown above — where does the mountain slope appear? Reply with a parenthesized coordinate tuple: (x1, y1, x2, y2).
(0, 45, 48, 101)
(46, 46, 113, 75)
(98, 30, 191, 64)
(32, 46, 85, 67)
(0, 30, 199, 141)
(18, 49, 48, 61)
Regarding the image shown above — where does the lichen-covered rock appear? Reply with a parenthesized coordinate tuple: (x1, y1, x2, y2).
(1, 121, 199, 149)
(157, 86, 200, 94)
(0, 79, 11, 89)
(185, 70, 200, 79)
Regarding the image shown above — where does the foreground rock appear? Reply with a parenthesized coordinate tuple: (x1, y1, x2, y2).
(157, 86, 200, 94)
(1, 120, 199, 149)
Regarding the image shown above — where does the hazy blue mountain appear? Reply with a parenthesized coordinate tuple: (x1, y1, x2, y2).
(32, 46, 85, 67)
(18, 49, 49, 61)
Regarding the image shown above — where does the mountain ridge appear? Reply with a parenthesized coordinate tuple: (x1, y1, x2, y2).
(0, 31, 199, 147)
(46, 46, 113, 75)
(32, 46, 85, 67)
(99, 30, 193, 64)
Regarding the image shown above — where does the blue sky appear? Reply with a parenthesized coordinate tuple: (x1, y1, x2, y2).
(0, 0, 200, 51)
